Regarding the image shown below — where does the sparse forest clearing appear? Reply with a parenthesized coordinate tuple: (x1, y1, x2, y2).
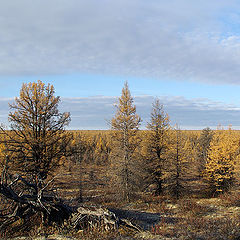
(2, 1, 240, 239)
(1, 81, 240, 240)
(2, 128, 240, 239)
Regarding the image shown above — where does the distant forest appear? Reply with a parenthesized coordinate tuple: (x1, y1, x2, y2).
(1, 80, 240, 239)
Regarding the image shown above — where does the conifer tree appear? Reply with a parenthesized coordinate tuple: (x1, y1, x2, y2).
(167, 126, 190, 199)
(196, 127, 213, 178)
(94, 134, 111, 164)
(1, 80, 71, 187)
(204, 128, 239, 194)
(143, 98, 170, 195)
(111, 81, 141, 201)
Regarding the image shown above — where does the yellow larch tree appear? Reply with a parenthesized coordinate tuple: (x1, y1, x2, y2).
(94, 134, 111, 164)
(111, 81, 141, 201)
(1, 80, 72, 187)
(204, 128, 240, 194)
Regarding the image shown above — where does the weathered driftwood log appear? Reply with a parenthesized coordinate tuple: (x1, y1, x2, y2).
(71, 205, 119, 231)
(69, 205, 142, 232)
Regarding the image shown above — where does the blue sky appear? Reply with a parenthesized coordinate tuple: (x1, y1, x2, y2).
(2, 74, 240, 104)
(1, 0, 240, 129)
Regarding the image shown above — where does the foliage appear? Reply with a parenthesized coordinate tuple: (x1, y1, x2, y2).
(196, 127, 214, 177)
(2, 81, 240, 238)
(166, 126, 192, 198)
(1, 80, 71, 182)
(204, 128, 240, 194)
(71, 131, 111, 166)
(111, 81, 141, 201)
(142, 98, 170, 195)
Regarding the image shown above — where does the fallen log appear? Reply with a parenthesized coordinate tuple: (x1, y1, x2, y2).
(70, 205, 119, 231)
(0, 173, 140, 237)
(0, 173, 73, 233)
(68, 205, 141, 233)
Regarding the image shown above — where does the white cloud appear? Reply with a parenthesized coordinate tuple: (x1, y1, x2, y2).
(60, 95, 240, 129)
(0, 1, 240, 84)
(0, 94, 239, 129)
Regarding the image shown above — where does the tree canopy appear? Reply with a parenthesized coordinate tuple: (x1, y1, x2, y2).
(1, 80, 71, 182)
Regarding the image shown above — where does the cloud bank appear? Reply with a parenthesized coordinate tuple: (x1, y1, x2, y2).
(1, 1, 240, 84)
(60, 96, 240, 129)
(0, 95, 239, 129)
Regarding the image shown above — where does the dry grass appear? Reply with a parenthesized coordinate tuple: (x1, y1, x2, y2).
(177, 198, 214, 216)
(219, 191, 240, 207)
(147, 196, 240, 240)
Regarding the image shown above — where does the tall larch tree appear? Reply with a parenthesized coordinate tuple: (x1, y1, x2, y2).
(111, 81, 141, 201)
(143, 98, 170, 195)
(204, 128, 240, 194)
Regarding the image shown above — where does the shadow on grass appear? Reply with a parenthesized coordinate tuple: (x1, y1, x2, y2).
(109, 208, 179, 230)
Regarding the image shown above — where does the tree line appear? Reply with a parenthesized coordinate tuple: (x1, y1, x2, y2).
(0, 80, 239, 211)
(71, 81, 240, 201)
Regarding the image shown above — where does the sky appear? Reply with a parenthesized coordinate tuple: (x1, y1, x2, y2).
(1, 0, 240, 129)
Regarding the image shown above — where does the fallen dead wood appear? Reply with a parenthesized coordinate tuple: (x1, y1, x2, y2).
(69, 205, 142, 232)
(0, 173, 73, 234)
(0, 172, 141, 237)
(70, 205, 119, 231)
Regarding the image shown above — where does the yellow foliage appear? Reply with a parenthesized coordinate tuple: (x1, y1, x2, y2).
(204, 129, 240, 192)
(3, 80, 71, 180)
